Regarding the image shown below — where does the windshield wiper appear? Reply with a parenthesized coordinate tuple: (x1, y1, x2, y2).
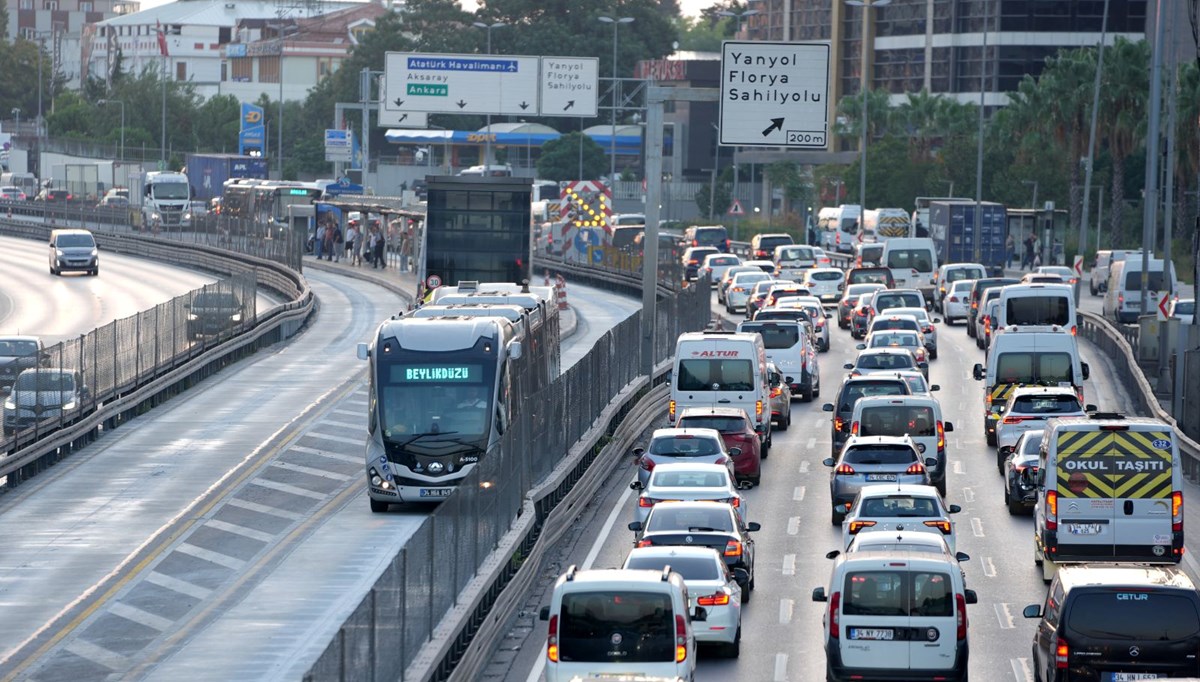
(387, 431, 461, 448)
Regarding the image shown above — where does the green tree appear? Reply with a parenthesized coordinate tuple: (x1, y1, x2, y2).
(1099, 37, 1149, 243)
(536, 131, 607, 181)
(695, 167, 733, 220)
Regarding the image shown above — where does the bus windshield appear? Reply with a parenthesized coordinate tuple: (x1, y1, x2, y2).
(376, 358, 496, 443)
(273, 188, 322, 223)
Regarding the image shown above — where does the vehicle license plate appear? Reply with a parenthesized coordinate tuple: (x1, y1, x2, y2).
(419, 488, 452, 498)
(849, 628, 894, 641)
(1068, 523, 1103, 535)
(1108, 673, 1161, 681)
(867, 474, 898, 482)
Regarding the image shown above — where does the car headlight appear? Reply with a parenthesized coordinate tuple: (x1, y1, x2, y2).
(230, 313, 243, 322)
(3, 398, 14, 410)
(90, 248, 98, 257)
(56, 249, 64, 257)
(187, 313, 199, 321)
(62, 400, 76, 411)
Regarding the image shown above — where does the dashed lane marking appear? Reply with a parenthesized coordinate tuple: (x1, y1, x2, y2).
(63, 640, 128, 672)
(774, 653, 789, 681)
(813, 418, 823, 428)
(1012, 657, 1034, 682)
(248, 478, 326, 501)
(109, 602, 175, 632)
(317, 419, 361, 430)
(952, 460, 964, 475)
(174, 543, 248, 571)
(331, 408, 359, 417)
(204, 519, 276, 543)
(787, 517, 801, 535)
(971, 517, 985, 537)
(782, 554, 796, 576)
(224, 498, 305, 521)
(288, 445, 360, 465)
(995, 602, 1015, 629)
(799, 461, 810, 474)
(806, 437, 817, 450)
(793, 486, 805, 501)
(983, 556, 997, 578)
(962, 487, 976, 503)
(145, 572, 212, 600)
(269, 460, 353, 482)
(779, 598, 794, 625)
(303, 431, 361, 446)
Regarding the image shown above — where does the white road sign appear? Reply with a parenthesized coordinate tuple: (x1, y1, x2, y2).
(379, 80, 428, 128)
(539, 57, 599, 118)
(384, 52, 540, 116)
(718, 41, 831, 149)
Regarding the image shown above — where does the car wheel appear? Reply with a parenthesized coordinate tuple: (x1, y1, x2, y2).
(831, 508, 845, 526)
(722, 627, 742, 658)
(741, 584, 752, 603)
(776, 416, 788, 432)
(930, 348, 938, 360)
(50, 265, 58, 276)
(935, 478, 947, 498)
(1089, 283, 1097, 296)
(813, 384, 821, 398)
(91, 268, 99, 276)
(986, 431, 997, 447)
(761, 438, 770, 459)
(967, 324, 976, 338)
(997, 452, 1007, 475)
(1008, 495, 1024, 516)
(369, 498, 389, 513)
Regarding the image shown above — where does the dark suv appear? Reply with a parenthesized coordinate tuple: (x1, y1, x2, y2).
(1024, 564, 1200, 682)
(966, 277, 1018, 338)
(821, 376, 912, 455)
(684, 225, 730, 253)
(750, 232, 793, 259)
(186, 291, 246, 338)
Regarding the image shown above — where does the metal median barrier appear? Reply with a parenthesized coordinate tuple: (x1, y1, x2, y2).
(302, 278, 711, 682)
(0, 218, 315, 492)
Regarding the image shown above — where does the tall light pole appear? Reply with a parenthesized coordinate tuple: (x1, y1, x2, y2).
(1139, 0, 1166, 316)
(718, 8, 759, 231)
(1079, 0, 1110, 266)
(972, 4, 991, 263)
(269, 22, 297, 179)
(98, 99, 125, 165)
(598, 15, 635, 186)
(845, 0, 890, 211)
(472, 21, 506, 168)
(716, 8, 759, 37)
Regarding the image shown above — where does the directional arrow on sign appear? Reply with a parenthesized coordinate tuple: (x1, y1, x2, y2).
(457, 100, 467, 109)
(397, 113, 408, 123)
(393, 98, 404, 107)
(519, 101, 530, 110)
(762, 118, 784, 137)
(563, 100, 575, 111)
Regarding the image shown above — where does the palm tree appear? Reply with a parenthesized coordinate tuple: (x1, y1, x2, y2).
(1040, 47, 1095, 235)
(1175, 61, 1200, 224)
(1099, 37, 1150, 243)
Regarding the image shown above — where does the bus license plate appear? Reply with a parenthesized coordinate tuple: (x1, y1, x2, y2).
(1108, 673, 1161, 681)
(419, 488, 452, 498)
(867, 474, 897, 482)
(1068, 523, 1103, 535)
(849, 628, 894, 641)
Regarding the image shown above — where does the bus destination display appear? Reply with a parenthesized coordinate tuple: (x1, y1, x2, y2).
(392, 365, 482, 383)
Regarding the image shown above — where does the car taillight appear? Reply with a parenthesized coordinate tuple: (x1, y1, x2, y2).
(923, 325, 933, 334)
(1055, 637, 1069, 668)
(834, 417, 846, 431)
(697, 591, 730, 606)
(829, 591, 841, 638)
(835, 463, 855, 475)
(1118, 293, 1125, 307)
(732, 286, 745, 293)
(725, 239, 731, 251)
(949, 295, 958, 302)
(1002, 415, 1037, 424)
(937, 421, 945, 450)
(924, 520, 952, 534)
(640, 457, 655, 471)
(638, 496, 658, 508)
(637, 539, 654, 548)
(547, 614, 559, 662)
(971, 301, 978, 310)
(724, 540, 743, 557)
(675, 614, 688, 662)
(756, 400, 763, 420)
(770, 386, 782, 398)
(725, 497, 741, 508)
(850, 421, 860, 435)
(688, 259, 699, 265)
(1173, 491, 1183, 532)
(981, 315, 990, 326)
(693, 239, 699, 247)
(848, 520, 875, 534)
(906, 462, 926, 475)
(1071, 325, 1077, 336)
(956, 593, 968, 641)
(1046, 490, 1058, 530)
(668, 400, 676, 421)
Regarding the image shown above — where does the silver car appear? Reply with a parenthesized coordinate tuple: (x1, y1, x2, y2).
(724, 271, 774, 313)
(886, 306, 940, 359)
(822, 435, 934, 525)
(629, 462, 745, 525)
(633, 428, 739, 487)
(717, 265, 760, 304)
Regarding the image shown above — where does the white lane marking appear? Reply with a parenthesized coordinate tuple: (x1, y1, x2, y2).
(248, 478, 327, 501)
(270, 460, 352, 482)
(995, 602, 1015, 629)
(64, 639, 129, 671)
(319, 419, 362, 430)
(806, 437, 817, 450)
(799, 461, 810, 474)
(303, 431, 361, 445)
(793, 486, 806, 501)
(225, 497, 305, 521)
(205, 519, 275, 543)
(288, 445, 360, 465)
(175, 543, 248, 570)
(787, 517, 801, 535)
(331, 408, 359, 417)
(779, 598, 794, 624)
(813, 418, 823, 428)
(1012, 657, 1034, 682)
(971, 517, 985, 537)
(527, 479, 637, 682)
(952, 460, 964, 475)
(110, 601, 175, 631)
(145, 571, 212, 600)
(983, 556, 997, 578)
(774, 652, 789, 681)
(962, 487, 976, 503)
(782, 554, 796, 576)
(345, 398, 368, 407)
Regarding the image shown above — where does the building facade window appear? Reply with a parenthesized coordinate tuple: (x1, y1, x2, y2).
(18, 0, 32, 9)
(231, 57, 252, 82)
(176, 61, 186, 81)
(42, 0, 57, 9)
(80, 1, 92, 10)
(259, 55, 280, 83)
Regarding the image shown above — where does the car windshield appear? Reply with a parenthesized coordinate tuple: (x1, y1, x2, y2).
(778, 246, 814, 261)
(1019, 433, 1045, 454)
(857, 353, 915, 370)
(886, 249, 934, 272)
(901, 375, 929, 394)
(648, 436, 722, 456)
(694, 228, 728, 245)
(859, 496, 939, 517)
(686, 248, 718, 262)
(809, 271, 843, 282)
(15, 372, 74, 391)
(843, 444, 918, 465)
(1124, 270, 1172, 291)
(707, 256, 739, 266)
(947, 268, 983, 282)
(649, 470, 729, 488)
(843, 571, 953, 617)
(56, 234, 95, 248)
(624, 555, 721, 581)
(852, 540, 942, 554)
(1176, 301, 1196, 315)
(872, 319, 919, 333)
(193, 293, 240, 308)
(676, 416, 746, 433)
(876, 293, 923, 310)
(1011, 395, 1081, 414)
(849, 270, 892, 284)
(859, 405, 936, 437)
(733, 272, 772, 285)
(870, 334, 919, 348)
(646, 506, 734, 532)
(740, 324, 799, 349)
(951, 281, 976, 294)
(151, 182, 190, 200)
(1069, 593, 1200, 640)
(559, 591, 675, 663)
(676, 359, 754, 391)
(995, 352, 1073, 384)
(0, 340, 39, 356)
(847, 284, 884, 296)
(840, 382, 908, 411)
(757, 236, 792, 250)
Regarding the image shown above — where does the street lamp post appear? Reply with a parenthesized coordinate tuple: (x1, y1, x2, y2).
(427, 123, 451, 173)
(98, 99, 125, 164)
(472, 21, 506, 168)
(1022, 179, 1038, 266)
(972, 6, 991, 263)
(598, 16, 635, 187)
(845, 0, 891, 211)
(269, 23, 298, 179)
(716, 8, 760, 37)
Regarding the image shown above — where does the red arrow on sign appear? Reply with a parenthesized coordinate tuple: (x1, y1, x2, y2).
(1159, 293, 1171, 320)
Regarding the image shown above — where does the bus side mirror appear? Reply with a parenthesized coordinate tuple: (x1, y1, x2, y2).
(356, 342, 370, 361)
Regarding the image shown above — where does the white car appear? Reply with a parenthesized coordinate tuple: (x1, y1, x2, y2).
(717, 265, 760, 304)
(742, 259, 777, 274)
(844, 347, 921, 378)
(886, 306, 939, 359)
(995, 387, 1092, 462)
(942, 279, 975, 324)
(622, 546, 747, 656)
(890, 369, 939, 398)
(630, 462, 746, 525)
(801, 267, 846, 305)
(1171, 297, 1195, 324)
(859, 330, 928, 376)
(701, 253, 743, 285)
(725, 271, 774, 313)
(774, 295, 830, 351)
(840, 484, 962, 553)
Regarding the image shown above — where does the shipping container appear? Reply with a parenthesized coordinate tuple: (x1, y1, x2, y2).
(929, 201, 1007, 268)
(186, 154, 268, 201)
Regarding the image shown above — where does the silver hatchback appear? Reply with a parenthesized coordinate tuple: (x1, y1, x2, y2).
(822, 435, 935, 525)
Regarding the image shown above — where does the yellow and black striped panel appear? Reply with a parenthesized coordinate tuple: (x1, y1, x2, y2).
(989, 383, 1017, 405)
(1055, 430, 1174, 499)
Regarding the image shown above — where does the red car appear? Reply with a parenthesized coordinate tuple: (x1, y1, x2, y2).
(676, 406, 764, 487)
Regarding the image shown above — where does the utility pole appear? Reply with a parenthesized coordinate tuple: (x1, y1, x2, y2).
(1159, 11, 1178, 389)
(1079, 0, 1110, 266)
(1139, 0, 1166, 317)
(972, 5, 990, 264)
(598, 15, 634, 186)
(471, 21, 506, 167)
(845, 0, 892, 211)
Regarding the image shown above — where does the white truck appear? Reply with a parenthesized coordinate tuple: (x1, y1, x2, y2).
(140, 171, 191, 228)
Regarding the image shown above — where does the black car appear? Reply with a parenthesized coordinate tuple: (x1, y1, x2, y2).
(628, 501, 759, 590)
(1002, 431, 1042, 513)
(821, 376, 912, 456)
(1024, 564, 1200, 682)
(966, 277, 1019, 338)
(0, 336, 46, 392)
(186, 291, 245, 338)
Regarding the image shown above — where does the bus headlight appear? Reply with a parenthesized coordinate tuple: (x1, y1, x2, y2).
(371, 474, 383, 487)
(230, 313, 242, 322)
(3, 398, 14, 410)
(62, 400, 77, 411)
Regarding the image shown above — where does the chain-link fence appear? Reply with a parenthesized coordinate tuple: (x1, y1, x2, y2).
(305, 279, 711, 682)
(1, 274, 256, 460)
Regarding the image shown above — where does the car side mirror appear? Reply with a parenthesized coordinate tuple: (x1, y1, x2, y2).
(964, 589, 978, 605)
(811, 587, 828, 602)
(930, 384, 940, 391)
(948, 504, 962, 514)
(934, 318, 942, 324)
(628, 521, 643, 532)
(843, 363, 854, 370)
(629, 481, 643, 490)
(924, 457, 937, 468)
(785, 376, 794, 384)
(633, 447, 646, 457)
(972, 364, 984, 381)
(1085, 404, 1097, 412)
(822, 403, 834, 412)
(822, 457, 836, 467)
(1022, 604, 1043, 619)
(826, 312, 833, 318)
(747, 522, 761, 532)
(732, 568, 750, 587)
(955, 552, 971, 562)
(539, 606, 550, 621)
(944, 421, 954, 432)
(855, 343, 865, 350)
(692, 606, 708, 622)
(825, 550, 841, 560)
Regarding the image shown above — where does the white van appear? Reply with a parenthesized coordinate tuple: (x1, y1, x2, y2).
(538, 566, 699, 682)
(1034, 414, 1183, 582)
(996, 283, 1077, 335)
(862, 208, 911, 243)
(671, 332, 771, 450)
(850, 395, 954, 496)
(1103, 256, 1177, 324)
(881, 238, 938, 300)
(812, 542, 976, 681)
